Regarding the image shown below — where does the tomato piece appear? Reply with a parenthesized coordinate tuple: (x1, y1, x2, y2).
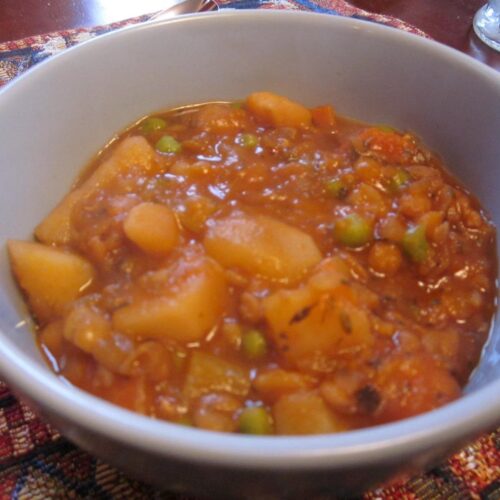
(356, 128, 421, 164)
(374, 353, 461, 423)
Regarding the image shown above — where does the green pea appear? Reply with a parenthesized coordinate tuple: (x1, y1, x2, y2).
(156, 135, 182, 154)
(241, 329, 267, 359)
(403, 224, 428, 263)
(231, 101, 244, 109)
(334, 213, 372, 247)
(389, 169, 411, 191)
(376, 124, 397, 133)
(240, 133, 259, 148)
(177, 416, 193, 427)
(326, 179, 348, 199)
(238, 407, 273, 435)
(141, 117, 167, 134)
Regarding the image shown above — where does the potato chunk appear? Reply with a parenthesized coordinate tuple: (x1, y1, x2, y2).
(246, 92, 312, 128)
(112, 257, 226, 343)
(183, 352, 250, 400)
(123, 202, 179, 255)
(253, 369, 317, 402)
(273, 391, 343, 435)
(36, 136, 155, 245)
(265, 293, 372, 364)
(193, 103, 245, 131)
(263, 257, 373, 370)
(8, 240, 94, 323)
(204, 213, 321, 282)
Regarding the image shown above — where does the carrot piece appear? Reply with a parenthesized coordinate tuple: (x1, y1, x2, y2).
(311, 105, 336, 128)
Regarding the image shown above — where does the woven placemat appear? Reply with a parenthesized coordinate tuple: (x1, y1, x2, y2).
(0, 1, 499, 498)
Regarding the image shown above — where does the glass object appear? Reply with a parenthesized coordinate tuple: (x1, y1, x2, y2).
(473, 1, 500, 52)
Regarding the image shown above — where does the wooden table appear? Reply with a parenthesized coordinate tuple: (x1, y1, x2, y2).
(0, 0, 499, 70)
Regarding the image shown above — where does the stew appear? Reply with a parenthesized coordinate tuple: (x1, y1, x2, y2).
(8, 92, 496, 435)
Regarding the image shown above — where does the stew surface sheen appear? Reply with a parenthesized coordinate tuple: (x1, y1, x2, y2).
(9, 92, 496, 435)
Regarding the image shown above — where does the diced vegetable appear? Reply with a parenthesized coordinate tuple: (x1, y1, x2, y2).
(346, 183, 387, 218)
(399, 193, 432, 219)
(263, 261, 373, 368)
(333, 213, 372, 247)
(63, 302, 112, 353)
(183, 352, 250, 399)
(241, 329, 267, 359)
(126, 340, 171, 381)
(307, 256, 351, 292)
(123, 202, 179, 255)
(419, 211, 444, 238)
(239, 133, 259, 148)
(254, 369, 317, 402)
(193, 103, 244, 131)
(8, 240, 94, 323)
(141, 117, 167, 134)
(238, 407, 273, 435)
(105, 377, 149, 413)
(204, 212, 322, 283)
(354, 157, 384, 183)
(376, 124, 397, 133)
(355, 127, 420, 165)
(389, 169, 410, 191)
(35, 136, 155, 245)
(320, 371, 369, 415)
(155, 135, 182, 154)
(368, 242, 403, 276)
(177, 416, 194, 427)
(112, 257, 226, 342)
(39, 321, 64, 357)
(63, 301, 152, 377)
(221, 322, 243, 349)
(178, 195, 218, 233)
(193, 393, 241, 432)
(246, 92, 312, 128)
(311, 105, 335, 128)
(377, 214, 407, 243)
(273, 391, 343, 435)
(325, 179, 348, 199)
(374, 353, 460, 423)
(34, 190, 82, 246)
(403, 224, 428, 263)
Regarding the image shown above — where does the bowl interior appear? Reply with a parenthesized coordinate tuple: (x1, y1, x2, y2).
(0, 10, 499, 465)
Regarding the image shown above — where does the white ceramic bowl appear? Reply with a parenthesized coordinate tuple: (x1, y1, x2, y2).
(0, 11, 499, 498)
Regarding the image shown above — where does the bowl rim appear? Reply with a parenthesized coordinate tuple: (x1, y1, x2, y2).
(0, 9, 499, 470)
